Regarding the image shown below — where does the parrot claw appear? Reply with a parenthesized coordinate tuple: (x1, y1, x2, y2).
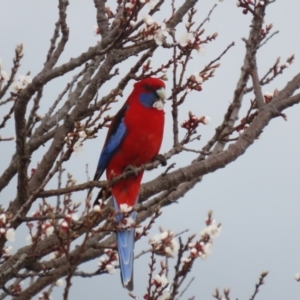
(153, 154, 167, 166)
(124, 165, 139, 177)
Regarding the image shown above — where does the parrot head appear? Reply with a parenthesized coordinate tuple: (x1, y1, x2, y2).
(133, 77, 166, 110)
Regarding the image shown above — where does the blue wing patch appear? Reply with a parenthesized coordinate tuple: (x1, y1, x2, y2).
(93, 104, 128, 181)
(94, 118, 126, 180)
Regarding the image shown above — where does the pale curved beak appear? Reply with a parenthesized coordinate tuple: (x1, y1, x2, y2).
(156, 88, 166, 102)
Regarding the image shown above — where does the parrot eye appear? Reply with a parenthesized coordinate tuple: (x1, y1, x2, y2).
(144, 84, 153, 91)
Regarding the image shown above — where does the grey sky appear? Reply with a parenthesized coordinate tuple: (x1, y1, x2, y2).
(1, 0, 300, 299)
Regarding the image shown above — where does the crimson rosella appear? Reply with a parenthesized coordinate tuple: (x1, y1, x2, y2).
(92, 77, 166, 290)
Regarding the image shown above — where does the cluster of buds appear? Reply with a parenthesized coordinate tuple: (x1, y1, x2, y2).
(140, 60, 168, 80)
(124, 1, 168, 46)
(179, 30, 217, 55)
(0, 213, 16, 242)
(186, 63, 219, 93)
(237, 0, 266, 14)
(271, 55, 294, 78)
(182, 211, 221, 261)
(60, 212, 79, 230)
(98, 248, 119, 274)
(149, 228, 179, 257)
(260, 23, 273, 40)
(138, 18, 169, 46)
(213, 288, 231, 300)
(27, 212, 54, 244)
(146, 273, 170, 300)
(64, 122, 92, 156)
(27, 200, 80, 243)
(181, 112, 211, 134)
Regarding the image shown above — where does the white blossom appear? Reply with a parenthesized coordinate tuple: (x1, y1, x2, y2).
(201, 221, 221, 239)
(100, 256, 107, 263)
(160, 231, 169, 240)
(120, 203, 133, 213)
(295, 273, 300, 281)
(0, 70, 9, 81)
(3, 245, 13, 254)
(181, 257, 191, 264)
(125, 2, 135, 9)
(106, 264, 116, 274)
(129, 20, 137, 27)
(202, 241, 213, 258)
(121, 216, 135, 228)
(78, 131, 87, 138)
(56, 279, 64, 287)
(193, 72, 203, 84)
(154, 274, 169, 292)
(45, 226, 54, 237)
(153, 100, 164, 110)
(197, 45, 206, 56)
(139, 0, 146, 3)
(202, 116, 211, 125)
(135, 226, 143, 235)
(93, 204, 101, 212)
(154, 23, 169, 46)
(5, 228, 16, 242)
(61, 221, 69, 229)
(72, 213, 79, 221)
(165, 239, 179, 256)
(264, 91, 273, 98)
(179, 32, 194, 47)
(0, 213, 6, 224)
(158, 291, 171, 300)
(73, 141, 83, 156)
(143, 14, 155, 26)
(154, 274, 168, 286)
(13, 75, 32, 92)
(149, 233, 161, 245)
(190, 247, 197, 255)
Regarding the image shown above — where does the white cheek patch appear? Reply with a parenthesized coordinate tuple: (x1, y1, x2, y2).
(153, 100, 164, 110)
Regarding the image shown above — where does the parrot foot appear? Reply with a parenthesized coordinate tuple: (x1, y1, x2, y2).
(124, 165, 139, 177)
(153, 154, 167, 166)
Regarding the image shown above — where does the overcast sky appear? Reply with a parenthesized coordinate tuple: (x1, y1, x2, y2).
(1, 0, 300, 299)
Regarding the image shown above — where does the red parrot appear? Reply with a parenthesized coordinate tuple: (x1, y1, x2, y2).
(92, 77, 166, 290)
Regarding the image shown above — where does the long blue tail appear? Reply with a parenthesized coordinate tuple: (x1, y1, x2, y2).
(114, 199, 136, 291)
